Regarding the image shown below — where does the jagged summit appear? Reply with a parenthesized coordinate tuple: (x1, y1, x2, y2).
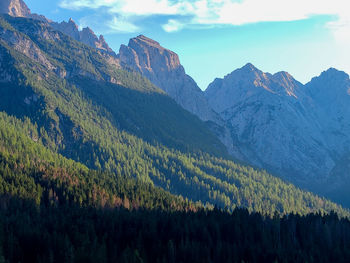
(273, 71, 293, 79)
(240, 62, 260, 72)
(306, 68, 350, 100)
(205, 63, 301, 113)
(317, 67, 350, 81)
(0, 0, 31, 17)
(0, 0, 49, 21)
(118, 35, 219, 122)
(273, 71, 302, 97)
(122, 35, 181, 71)
(133, 35, 161, 47)
(227, 63, 268, 81)
(51, 20, 116, 56)
(0, 0, 116, 57)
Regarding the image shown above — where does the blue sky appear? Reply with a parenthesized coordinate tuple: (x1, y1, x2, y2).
(26, 0, 350, 90)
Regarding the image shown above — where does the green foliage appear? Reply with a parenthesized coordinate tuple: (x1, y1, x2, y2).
(1, 200, 350, 263)
(0, 15, 348, 217)
(1, 14, 350, 263)
(0, 112, 196, 212)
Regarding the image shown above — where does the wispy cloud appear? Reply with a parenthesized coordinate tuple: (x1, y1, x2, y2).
(162, 19, 185, 32)
(79, 14, 140, 33)
(59, 0, 350, 39)
(106, 16, 140, 33)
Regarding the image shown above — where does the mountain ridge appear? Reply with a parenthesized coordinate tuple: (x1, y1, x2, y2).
(2, 0, 350, 209)
(205, 64, 350, 206)
(118, 34, 219, 122)
(0, 0, 116, 57)
(1, 12, 348, 216)
(50, 18, 117, 57)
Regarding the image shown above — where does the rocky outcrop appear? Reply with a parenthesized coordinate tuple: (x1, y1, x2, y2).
(0, 1, 116, 57)
(305, 68, 350, 153)
(0, 26, 55, 71)
(118, 35, 218, 122)
(206, 64, 335, 184)
(51, 19, 116, 57)
(0, 0, 48, 21)
(0, 0, 30, 17)
(205, 64, 350, 199)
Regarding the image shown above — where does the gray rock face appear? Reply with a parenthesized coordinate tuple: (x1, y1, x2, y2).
(0, 0, 48, 21)
(205, 64, 350, 191)
(305, 69, 350, 154)
(0, 0, 30, 17)
(302, 69, 350, 204)
(51, 19, 116, 57)
(0, 0, 115, 57)
(118, 35, 218, 122)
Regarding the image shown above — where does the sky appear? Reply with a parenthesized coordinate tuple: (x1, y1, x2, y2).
(26, 0, 350, 90)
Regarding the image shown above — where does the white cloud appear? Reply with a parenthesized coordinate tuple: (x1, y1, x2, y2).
(78, 13, 139, 34)
(59, 0, 350, 43)
(162, 19, 185, 32)
(106, 16, 140, 33)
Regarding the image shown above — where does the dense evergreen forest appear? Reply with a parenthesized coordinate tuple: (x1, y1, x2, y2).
(0, 15, 347, 216)
(1, 14, 350, 262)
(2, 198, 350, 263)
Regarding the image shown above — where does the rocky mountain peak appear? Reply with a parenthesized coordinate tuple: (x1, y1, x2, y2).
(68, 17, 75, 24)
(205, 65, 339, 188)
(0, 0, 115, 56)
(118, 35, 219, 122)
(80, 26, 99, 46)
(122, 35, 181, 72)
(51, 21, 116, 57)
(273, 71, 302, 98)
(0, 0, 31, 17)
(229, 63, 270, 84)
(81, 27, 94, 35)
(206, 64, 302, 113)
(51, 18, 80, 41)
(240, 62, 260, 72)
(316, 68, 350, 84)
(133, 35, 161, 47)
(273, 71, 293, 80)
(307, 68, 350, 98)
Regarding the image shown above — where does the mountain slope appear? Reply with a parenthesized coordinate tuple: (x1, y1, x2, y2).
(0, 0, 30, 17)
(305, 68, 350, 154)
(205, 64, 350, 207)
(0, 0, 116, 57)
(0, 14, 347, 215)
(118, 35, 235, 156)
(304, 68, 350, 205)
(0, 14, 226, 156)
(50, 18, 117, 57)
(205, 64, 333, 183)
(118, 35, 219, 122)
(0, 111, 195, 211)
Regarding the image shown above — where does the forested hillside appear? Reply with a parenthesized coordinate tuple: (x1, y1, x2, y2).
(0, 14, 348, 216)
(1, 112, 350, 262)
(0, 5, 350, 263)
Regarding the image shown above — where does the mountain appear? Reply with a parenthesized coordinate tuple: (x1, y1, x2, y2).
(0, 1, 235, 155)
(51, 18, 117, 57)
(0, 13, 347, 216)
(118, 35, 236, 156)
(304, 68, 350, 204)
(0, 0, 116, 57)
(205, 64, 350, 206)
(0, 0, 30, 17)
(0, 0, 48, 21)
(305, 68, 350, 153)
(118, 35, 218, 122)
(1, 3, 350, 262)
